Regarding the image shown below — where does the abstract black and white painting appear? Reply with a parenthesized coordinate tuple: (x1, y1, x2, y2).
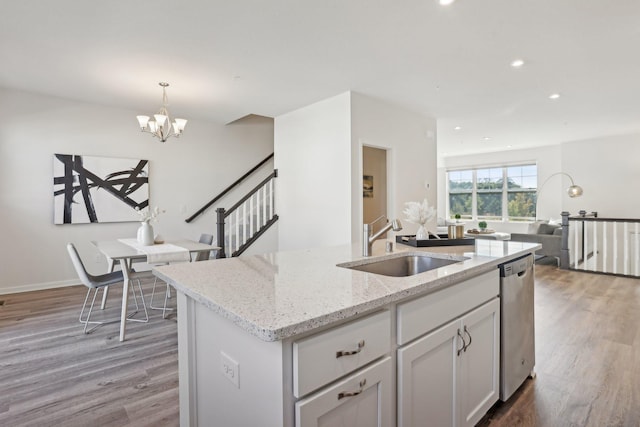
(53, 154, 149, 224)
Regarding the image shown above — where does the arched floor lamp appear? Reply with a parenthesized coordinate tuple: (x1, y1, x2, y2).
(536, 172, 583, 220)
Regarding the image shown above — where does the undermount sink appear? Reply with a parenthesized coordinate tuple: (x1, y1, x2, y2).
(339, 254, 467, 277)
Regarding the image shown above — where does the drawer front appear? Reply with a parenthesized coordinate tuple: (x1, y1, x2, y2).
(397, 269, 499, 346)
(293, 310, 391, 398)
(295, 357, 393, 427)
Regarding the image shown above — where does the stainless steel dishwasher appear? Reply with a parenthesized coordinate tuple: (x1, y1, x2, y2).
(499, 253, 535, 401)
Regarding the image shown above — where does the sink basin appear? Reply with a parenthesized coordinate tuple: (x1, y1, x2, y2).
(339, 254, 466, 277)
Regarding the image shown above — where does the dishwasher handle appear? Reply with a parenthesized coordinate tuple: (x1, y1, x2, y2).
(500, 254, 534, 277)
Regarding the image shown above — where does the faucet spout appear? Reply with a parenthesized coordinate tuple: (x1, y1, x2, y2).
(363, 218, 403, 256)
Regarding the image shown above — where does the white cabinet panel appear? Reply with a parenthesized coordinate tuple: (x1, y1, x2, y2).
(398, 298, 500, 427)
(295, 357, 392, 427)
(293, 310, 391, 398)
(397, 270, 499, 345)
(398, 320, 459, 427)
(458, 298, 500, 427)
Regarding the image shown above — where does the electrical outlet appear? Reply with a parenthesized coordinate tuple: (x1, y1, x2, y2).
(220, 351, 239, 388)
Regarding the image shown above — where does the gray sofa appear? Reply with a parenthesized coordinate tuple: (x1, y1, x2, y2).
(510, 222, 562, 265)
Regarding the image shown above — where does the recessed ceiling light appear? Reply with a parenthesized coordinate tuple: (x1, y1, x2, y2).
(454, 126, 462, 131)
(507, 145, 513, 148)
(510, 59, 525, 68)
(439, 0, 456, 5)
(483, 137, 491, 141)
(549, 93, 560, 100)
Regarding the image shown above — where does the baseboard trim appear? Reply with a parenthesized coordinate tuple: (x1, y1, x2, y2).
(0, 279, 80, 295)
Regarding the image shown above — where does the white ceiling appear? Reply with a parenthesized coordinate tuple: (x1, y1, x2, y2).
(2, 0, 639, 157)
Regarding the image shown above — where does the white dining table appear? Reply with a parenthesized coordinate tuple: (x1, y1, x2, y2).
(92, 238, 219, 341)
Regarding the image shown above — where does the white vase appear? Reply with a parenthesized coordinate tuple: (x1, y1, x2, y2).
(416, 225, 429, 240)
(137, 221, 154, 246)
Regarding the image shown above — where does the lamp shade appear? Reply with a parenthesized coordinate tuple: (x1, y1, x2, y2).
(567, 184, 583, 198)
(136, 115, 150, 128)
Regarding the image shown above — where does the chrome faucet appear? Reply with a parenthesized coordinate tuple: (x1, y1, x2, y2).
(363, 216, 403, 257)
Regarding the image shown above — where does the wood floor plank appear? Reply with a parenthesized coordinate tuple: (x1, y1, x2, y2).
(2, 264, 639, 426)
(0, 280, 180, 427)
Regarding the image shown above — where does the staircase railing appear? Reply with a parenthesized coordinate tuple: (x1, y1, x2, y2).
(185, 153, 274, 223)
(561, 211, 640, 277)
(216, 170, 278, 258)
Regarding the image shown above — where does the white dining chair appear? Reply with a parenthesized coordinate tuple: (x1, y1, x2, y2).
(67, 243, 148, 333)
(149, 233, 214, 318)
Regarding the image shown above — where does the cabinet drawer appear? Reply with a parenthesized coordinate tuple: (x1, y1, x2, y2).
(295, 357, 392, 427)
(293, 310, 391, 398)
(397, 269, 499, 345)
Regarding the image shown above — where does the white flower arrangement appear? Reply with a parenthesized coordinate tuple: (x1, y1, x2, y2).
(135, 206, 165, 223)
(403, 198, 436, 226)
(403, 198, 436, 240)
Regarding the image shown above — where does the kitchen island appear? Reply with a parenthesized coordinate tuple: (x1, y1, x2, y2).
(154, 239, 540, 427)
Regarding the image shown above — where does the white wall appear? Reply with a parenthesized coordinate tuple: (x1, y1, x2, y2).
(0, 88, 274, 294)
(274, 92, 437, 250)
(274, 92, 352, 250)
(561, 133, 640, 218)
(351, 93, 437, 240)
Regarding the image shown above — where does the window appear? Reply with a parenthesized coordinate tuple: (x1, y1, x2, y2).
(476, 168, 503, 220)
(506, 165, 537, 220)
(447, 164, 537, 222)
(448, 170, 473, 219)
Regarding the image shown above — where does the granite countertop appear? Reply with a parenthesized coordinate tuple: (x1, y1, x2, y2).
(153, 240, 540, 342)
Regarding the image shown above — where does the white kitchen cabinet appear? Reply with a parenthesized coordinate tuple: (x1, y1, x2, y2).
(397, 318, 459, 426)
(295, 357, 392, 427)
(458, 298, 500, 427)
(293, 310, 391, 398)
(397, 269, 499, 346)
(397, 297, 500, 427)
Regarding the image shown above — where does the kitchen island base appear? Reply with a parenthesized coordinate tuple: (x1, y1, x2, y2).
(176, 268, 506, 427)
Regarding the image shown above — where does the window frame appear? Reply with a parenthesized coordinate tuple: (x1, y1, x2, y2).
(446, 163, 537, 222)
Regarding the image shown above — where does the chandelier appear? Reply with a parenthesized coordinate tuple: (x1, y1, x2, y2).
(136, 82, 187, 142)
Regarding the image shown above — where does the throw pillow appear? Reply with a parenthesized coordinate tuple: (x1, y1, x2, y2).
(538, 223, 561, 235)
(527, 220, 546, 234)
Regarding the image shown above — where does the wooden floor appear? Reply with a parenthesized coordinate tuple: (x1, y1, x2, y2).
(0, 279, 180, 427)
(1, 265, 639, 426)
(480, 264, 640, 427)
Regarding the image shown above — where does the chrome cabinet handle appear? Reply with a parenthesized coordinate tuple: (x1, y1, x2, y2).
(457, 329, 466, 356)
(463, 326, 472, 352)
(336, 340, 365, 358)
(338, 379, 367, 400)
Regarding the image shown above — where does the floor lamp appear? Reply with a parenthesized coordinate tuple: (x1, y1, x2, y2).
(535, 172, 583, 220)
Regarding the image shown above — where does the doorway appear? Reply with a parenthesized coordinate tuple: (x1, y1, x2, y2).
(362, 146, 388, 234)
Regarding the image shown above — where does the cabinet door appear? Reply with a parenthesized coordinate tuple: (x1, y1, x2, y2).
(295, 357, 392, 427)
(458, 298, 500, 427)
(397, 320, 460, 427)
